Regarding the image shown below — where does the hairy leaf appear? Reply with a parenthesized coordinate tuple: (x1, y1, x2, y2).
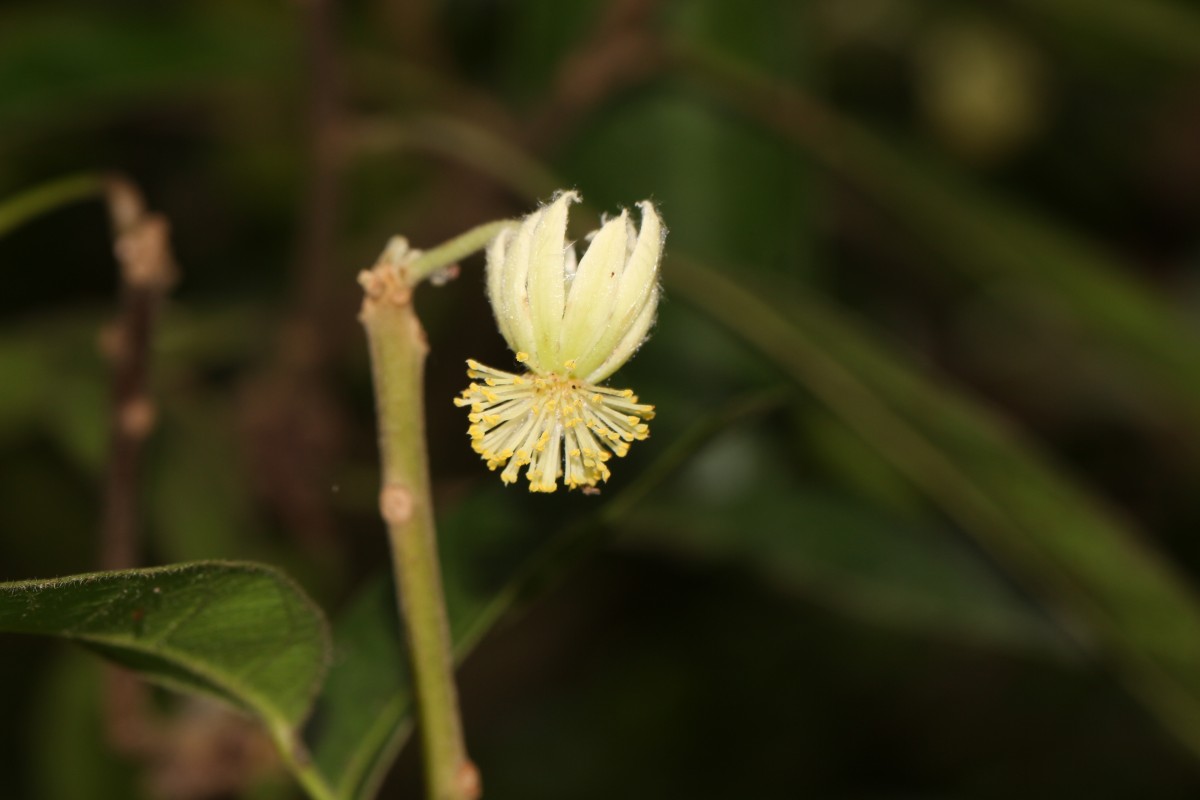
(0, 562, 331, 749)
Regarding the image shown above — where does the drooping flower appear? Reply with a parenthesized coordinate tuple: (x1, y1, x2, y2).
(454, 190, 664, 492)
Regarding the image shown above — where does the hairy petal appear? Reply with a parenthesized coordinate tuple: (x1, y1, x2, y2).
(485, 226, 516, 351)
(573, 201, 663, 379)
(527, 190, 577, 371)
(558, 209, 629, 373)
(586, 285, 659, 384)
(498, 206, 543, 364)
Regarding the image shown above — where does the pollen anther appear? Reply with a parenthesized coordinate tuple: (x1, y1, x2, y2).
(455, 361, 654, 491)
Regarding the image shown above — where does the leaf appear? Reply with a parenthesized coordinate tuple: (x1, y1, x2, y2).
(30, 652, 140, 800)
(666, 255, 1200, 756)
(1013, 0, 1200, 66)
(0, 562, 331, 751)
(309, 579, 412, 800)
(0, 335, 51, 443)
(148, 401, 261, 564)
(631, 420, 1067, 652)
(0, 8, 289, 132)
(40, 360, 110, 472)
(679, 50, 1200, 424)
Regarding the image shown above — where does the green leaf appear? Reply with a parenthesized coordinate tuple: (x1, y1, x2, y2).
(681, 51, 1200, 424)
(0, 335, 51, 443)
(666, 256, 1200, 756)
(1013, 0, 1200, 66)
(0, 8, 290, 132)
(30, 652, 140, 800)
(0, 562, 331, 751)
(633, 420, 1066, 652)
(148, 401, 261, 564)
(309, 579, 412, 800)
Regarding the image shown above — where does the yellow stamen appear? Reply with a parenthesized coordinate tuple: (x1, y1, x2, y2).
(455, 359, 653, 492)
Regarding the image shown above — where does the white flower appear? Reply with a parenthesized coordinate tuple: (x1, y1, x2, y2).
(454, 190, 664, 492)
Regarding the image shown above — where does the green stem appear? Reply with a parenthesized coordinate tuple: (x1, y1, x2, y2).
(358, 225, 509, 800)
(407, 220, 515, 283)
(270, 721, 337, 800)
(0, 172, 107, 240)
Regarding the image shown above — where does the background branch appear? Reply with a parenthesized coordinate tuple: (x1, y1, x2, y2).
(98, 175, 178, 753)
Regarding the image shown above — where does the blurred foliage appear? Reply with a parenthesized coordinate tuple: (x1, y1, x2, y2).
(2, 0, 1200, 798)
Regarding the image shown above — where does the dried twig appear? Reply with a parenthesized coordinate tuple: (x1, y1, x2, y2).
(100, 177, 285, 800)
(98, 175, 177, 753)
(99, 176, 178, 571)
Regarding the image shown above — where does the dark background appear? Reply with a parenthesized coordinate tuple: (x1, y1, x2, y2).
(2, 0, 1200, 797)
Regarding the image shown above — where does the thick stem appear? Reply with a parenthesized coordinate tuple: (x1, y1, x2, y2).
(358, 230, 507, 800)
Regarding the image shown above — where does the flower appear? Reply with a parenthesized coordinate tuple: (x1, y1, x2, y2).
(454, 190, 664, 492)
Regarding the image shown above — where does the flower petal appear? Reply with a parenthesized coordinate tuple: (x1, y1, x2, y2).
(558, 209, 629, 373)
(572, 201, 663, 379)
(526, 190, 577, 371)
(497, 206, 543, 363)
(485, 225, 515, 351)
(585, 285, 658, 383)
